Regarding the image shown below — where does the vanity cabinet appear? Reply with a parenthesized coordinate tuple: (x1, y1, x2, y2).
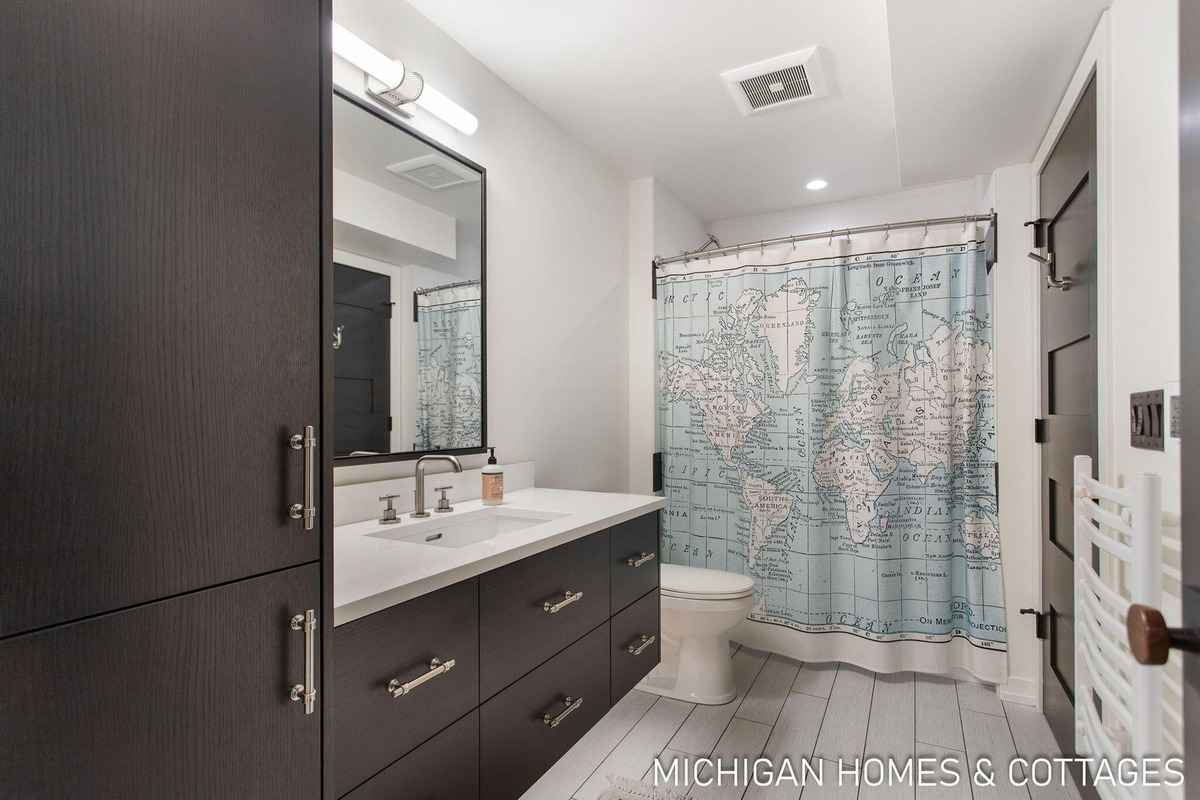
(479, 531, 611, 699)
(333, 511, 660, 800)
(332, 580, 480, 797)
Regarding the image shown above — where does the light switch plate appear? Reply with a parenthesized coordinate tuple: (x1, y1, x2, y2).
(1130, 390, 1166, 450)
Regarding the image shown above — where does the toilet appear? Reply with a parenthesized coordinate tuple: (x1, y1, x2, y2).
(637, 564, 755, 705)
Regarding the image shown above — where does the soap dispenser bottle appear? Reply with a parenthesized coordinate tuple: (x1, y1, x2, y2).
(481, 447, 504, 506)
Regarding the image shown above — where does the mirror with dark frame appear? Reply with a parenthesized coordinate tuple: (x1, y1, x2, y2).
(332, 90, 486, 463)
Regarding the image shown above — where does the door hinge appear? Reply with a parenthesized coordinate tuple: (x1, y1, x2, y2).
(1034, 418, 1048, 444)
(1020, 608, 1048, 640)
(387, 416, 393, 432)
(652, 451, 663, 492)
(651, 259, 658, 300)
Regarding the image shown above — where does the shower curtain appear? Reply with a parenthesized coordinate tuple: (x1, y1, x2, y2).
(656, 223, 1006, 682)
(415, 281, 483, 450)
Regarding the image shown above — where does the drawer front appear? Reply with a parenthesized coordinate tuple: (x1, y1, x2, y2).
(333, 580, 479, 798)
(480, 623, 611, 800)
(610, 588, 661, 703)
(479, 532, 610, 698)
(609, 512, 660, 614)
(343, 711, 479, 800)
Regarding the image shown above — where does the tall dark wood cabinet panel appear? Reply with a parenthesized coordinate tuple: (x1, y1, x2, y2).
(0, 0, 327, 796)
(0, 0, 322, 637)
(0, 565, 322, 799)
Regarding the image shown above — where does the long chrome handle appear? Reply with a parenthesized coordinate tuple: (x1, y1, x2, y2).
(625, 633, 656, 656)
(289, 610, 317, 714)
(387, 657, 456, 698)
(625, 552, 656, 568)
(542, 696, 583, 728)
(543, 590, 583, 614)
(289, 426, 317, 531)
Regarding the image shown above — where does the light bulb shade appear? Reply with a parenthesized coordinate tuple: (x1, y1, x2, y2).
(332, 23, 405, 89)
(415, 84, 479, 136)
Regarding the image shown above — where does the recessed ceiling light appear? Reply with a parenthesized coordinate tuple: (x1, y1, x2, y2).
(806, 178, 828, 191)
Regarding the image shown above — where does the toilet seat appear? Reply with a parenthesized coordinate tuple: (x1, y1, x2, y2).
(660, 564, 754, 601)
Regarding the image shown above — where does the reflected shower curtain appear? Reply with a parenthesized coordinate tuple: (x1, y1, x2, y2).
(415, 281, 483, 450)
(656, 224, 1007, 682)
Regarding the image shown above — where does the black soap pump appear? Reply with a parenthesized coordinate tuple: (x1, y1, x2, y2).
(481, 447, 503, 505)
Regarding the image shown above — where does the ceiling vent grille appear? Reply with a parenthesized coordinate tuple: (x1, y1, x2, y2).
(721, 47, 827, 116)
(385, 154, 480, 191)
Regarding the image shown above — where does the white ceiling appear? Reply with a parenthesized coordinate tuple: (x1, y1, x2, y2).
(404, 0, 1107, 222)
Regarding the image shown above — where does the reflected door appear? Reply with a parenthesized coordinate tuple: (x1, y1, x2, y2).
(335, 264, 392, 456)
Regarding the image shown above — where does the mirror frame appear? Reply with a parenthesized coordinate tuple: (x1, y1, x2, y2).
(332, 88, 487, 466)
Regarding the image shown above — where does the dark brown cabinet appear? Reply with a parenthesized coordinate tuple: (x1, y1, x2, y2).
(610, 513, 661, 614)
(333, 580, 480, 797)
(480, 623, 612, 800)
(0, 565, 322, 799)
(335, 512, 661, 800)
(0, 0, 323, 639)
(0, 0, 327, 796)
(479, 531, 611, 699)
(610, 587, 662, 703)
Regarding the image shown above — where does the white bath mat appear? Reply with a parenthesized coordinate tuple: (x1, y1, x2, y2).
(597, 774, 691, 800)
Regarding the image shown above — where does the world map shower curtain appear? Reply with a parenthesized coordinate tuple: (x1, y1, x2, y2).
(656, 223, 1006, 682)
(415, 281, 483, 451)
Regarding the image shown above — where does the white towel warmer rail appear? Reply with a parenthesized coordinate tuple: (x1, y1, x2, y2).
(1072, 454, 1162, 800)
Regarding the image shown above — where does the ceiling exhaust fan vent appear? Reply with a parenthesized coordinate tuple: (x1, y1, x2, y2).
(721, 47, 827, 116)
(385, 154, 480, 190)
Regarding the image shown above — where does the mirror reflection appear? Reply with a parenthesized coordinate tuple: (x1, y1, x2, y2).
(333, 92, 485, 460)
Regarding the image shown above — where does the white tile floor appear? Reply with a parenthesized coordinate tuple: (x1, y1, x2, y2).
(521, 647, 1081, 800)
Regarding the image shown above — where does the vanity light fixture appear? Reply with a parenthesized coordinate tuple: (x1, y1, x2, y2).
(805, 178, 828, 191)
(331, 22, 479, 136)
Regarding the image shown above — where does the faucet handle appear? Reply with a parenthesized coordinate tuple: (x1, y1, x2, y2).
(378, 494, 403, 525)
(434, 486, 453, 513)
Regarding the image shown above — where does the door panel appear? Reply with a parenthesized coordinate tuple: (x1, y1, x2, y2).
(1039, 76, 1097, 763)
(334, 264, 392, 456)
(0, 564, 321, 799)
(0, 0, 321, 637)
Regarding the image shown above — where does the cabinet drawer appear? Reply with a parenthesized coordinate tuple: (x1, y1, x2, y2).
(343, 711, 478, 800)
(609, 513, 660, 614)
(479, 532, 609, 698)
(332, 580, 479, 798)
(610, 588, 660, 703)
(480, 623, 611, 800)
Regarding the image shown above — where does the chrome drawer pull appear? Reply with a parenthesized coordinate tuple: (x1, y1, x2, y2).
(289, 610, 318, 715)
(625, 552, 656, 568)
(387, 657, 456, 698)
(542, 695, 583, 728)
(288, 425, 317, 531)
(543, 590, 583, 614)
(625, 633, 656, 656)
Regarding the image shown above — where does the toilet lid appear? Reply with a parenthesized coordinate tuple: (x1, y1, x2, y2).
(660, 564, 755, 600)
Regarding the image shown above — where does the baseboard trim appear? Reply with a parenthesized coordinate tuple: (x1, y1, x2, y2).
(997, 676, 1038, 708)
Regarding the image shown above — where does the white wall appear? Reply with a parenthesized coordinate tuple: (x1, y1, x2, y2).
(986, 164, 1039, 705)
(333, 0, 630, 490)
(626, 178, 706, 493)
(710, 176, 991, 244)
(1105, 0, 1180, 511)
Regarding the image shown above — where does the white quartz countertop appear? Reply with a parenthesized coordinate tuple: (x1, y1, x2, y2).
(334, 487, 665, 626)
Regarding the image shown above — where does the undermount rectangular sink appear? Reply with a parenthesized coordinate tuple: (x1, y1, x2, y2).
(366, 507, 568, 548)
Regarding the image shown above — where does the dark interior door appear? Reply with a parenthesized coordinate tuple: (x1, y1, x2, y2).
(1180, 0, 1200, 778)
(1037, 77, 1098, 764)
(334, 264, 392, 456)
(0, 0, 321, 638)
(0, 565, 321, 799)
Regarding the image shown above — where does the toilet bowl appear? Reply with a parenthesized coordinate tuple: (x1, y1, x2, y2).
(636, 564, 754, 705)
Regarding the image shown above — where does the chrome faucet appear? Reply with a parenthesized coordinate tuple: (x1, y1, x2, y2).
(412, 455, 463, 518)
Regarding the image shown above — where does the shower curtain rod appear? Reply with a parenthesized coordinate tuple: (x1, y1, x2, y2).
(653, 211, 996, 268)
(414, 278, 480, 295)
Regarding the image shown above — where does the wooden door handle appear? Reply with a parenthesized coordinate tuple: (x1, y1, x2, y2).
(1126, 604, 1200, 665)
